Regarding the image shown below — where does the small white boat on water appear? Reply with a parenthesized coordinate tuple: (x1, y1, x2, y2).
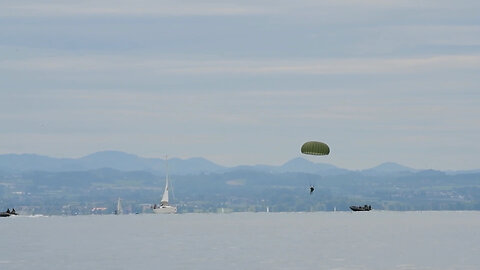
(153, 157, 177, 214)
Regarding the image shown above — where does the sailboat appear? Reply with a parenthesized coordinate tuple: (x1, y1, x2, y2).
(153, 157, 177, 214)
(115, 198, 123, 215)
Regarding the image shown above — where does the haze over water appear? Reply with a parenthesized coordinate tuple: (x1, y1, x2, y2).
(2, 211, 479, 270)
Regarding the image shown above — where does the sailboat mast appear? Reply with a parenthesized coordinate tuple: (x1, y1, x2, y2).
(161, 155, 169, 205)
(166, 154, 169, 189)
(116, 197, 122, 215)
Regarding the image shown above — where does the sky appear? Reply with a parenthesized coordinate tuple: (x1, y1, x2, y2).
(1, 0, 479, 170)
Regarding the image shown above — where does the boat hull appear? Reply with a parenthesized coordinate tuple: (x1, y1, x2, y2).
(152, 206, 177, 214)
(350, 206, 371, 211)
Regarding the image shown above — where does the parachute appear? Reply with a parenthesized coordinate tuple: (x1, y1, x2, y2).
(301, 141, 329, 196)
(301, 141, 330, 156)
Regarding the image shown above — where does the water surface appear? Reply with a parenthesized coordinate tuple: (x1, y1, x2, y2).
(1, 211, 479, 269)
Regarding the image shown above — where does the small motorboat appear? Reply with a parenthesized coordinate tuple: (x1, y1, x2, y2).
(350, 205, 372, 211)
(0, 209, 18, 217)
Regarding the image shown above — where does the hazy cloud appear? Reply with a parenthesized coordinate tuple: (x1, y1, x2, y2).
(3, 54, 480, 74)
(2, 1, 271, 17)
(0, 0, 437, 17)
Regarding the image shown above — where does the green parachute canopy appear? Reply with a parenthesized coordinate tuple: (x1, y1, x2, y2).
(301, 141, 330, 156)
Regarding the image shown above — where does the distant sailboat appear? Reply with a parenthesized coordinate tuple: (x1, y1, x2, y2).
(115, 198, 123, 215)
(153, 156, 177, 214)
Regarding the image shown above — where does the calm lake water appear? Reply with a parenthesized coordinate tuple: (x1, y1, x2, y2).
(1, 211, 479, 270)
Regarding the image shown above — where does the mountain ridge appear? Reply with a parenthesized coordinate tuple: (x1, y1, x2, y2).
(0, 150, 470, 175)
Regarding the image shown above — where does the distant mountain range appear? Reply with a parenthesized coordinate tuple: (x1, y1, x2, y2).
(2, 151, 480, 214)
(0, 151, 475, 175)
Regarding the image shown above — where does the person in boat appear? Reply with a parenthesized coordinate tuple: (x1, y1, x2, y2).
(6, 209, 10, 214)
(310, 186, 315, 195)
(11, 208, 16, 214)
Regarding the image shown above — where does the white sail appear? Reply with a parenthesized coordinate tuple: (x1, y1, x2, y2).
(161, 176, 169, 205)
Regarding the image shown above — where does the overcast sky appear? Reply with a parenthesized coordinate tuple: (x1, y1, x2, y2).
(1, 0, 479, 170)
